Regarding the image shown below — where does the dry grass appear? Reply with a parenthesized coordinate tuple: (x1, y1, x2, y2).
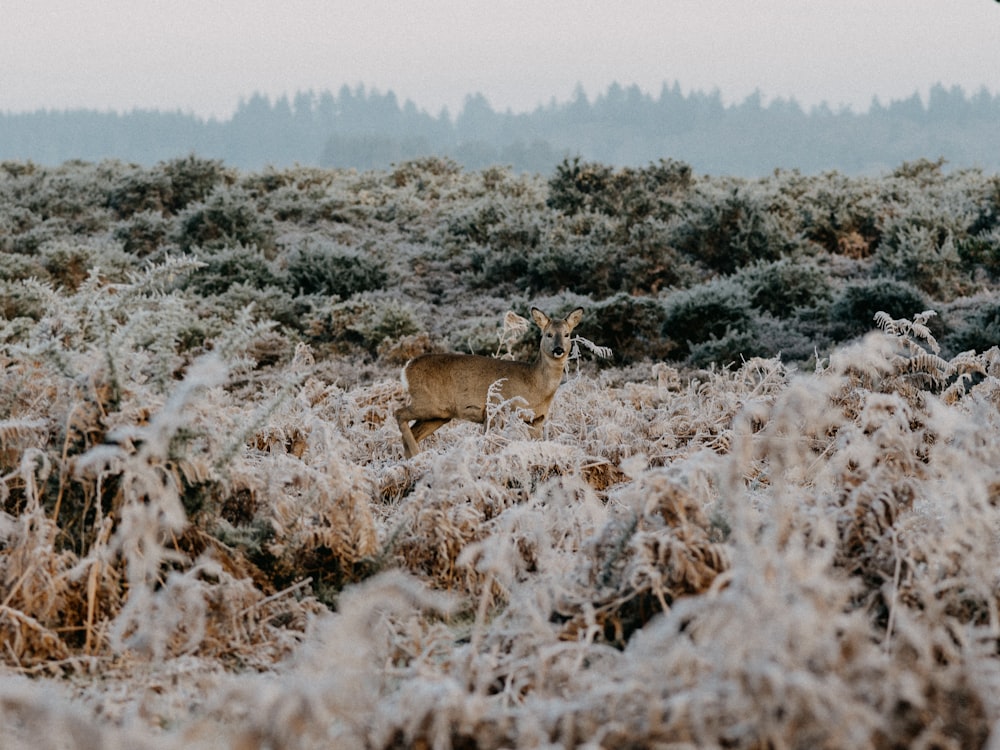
(5, 286, 1000, 748)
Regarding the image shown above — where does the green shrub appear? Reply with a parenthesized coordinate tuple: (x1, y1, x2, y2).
(307, 296, 421, 354)
(0, 254, 43, 285)
(0, 279, 47, 320)
(668, 183, 799, 274)
(751, 313, 826, 366)
(210, 283, 308, 332)
(284, 241, 387, 298)
(686, 327, 762, 369)
(161, 156, 232, 211)
(615, 218, 695, 293)
(662, 278, 755, 359)
(547, 157, 691, 221)
(186, 245, 284, 295)
(106, 156, 231, 218)
(791, 172, 881, 256)
(828, 278, 930, 340)
(735, 258, 833, 317)
(546, 157, 613, 215)
(174, 185, 273, 252)
(957, 227, 1000, 279)
(38, 239, 136, 291)
(941, 294, 1000, 355)
(520, 240, 595, 295)
(588, 294, 672, 363)
(112, 210, 173, 258)
(874, 225, 967, 300)
(447, 199, 544, 254)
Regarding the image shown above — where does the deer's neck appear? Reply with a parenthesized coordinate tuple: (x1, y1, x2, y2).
(532, 351, 568, 388)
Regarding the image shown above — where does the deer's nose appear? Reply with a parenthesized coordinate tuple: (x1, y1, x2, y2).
(552, 346, 565, 357)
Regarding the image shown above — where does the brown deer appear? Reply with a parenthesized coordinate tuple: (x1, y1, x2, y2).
(395, 307, 584, 458)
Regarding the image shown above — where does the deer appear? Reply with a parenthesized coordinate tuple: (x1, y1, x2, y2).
(395, 307, 585, 458)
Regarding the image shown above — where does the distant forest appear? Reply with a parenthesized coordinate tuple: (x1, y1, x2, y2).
(2, 82, 999, 176)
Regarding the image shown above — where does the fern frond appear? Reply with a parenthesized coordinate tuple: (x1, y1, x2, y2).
(873, 311, 897, 336)
(494, 310, 530, 359)
(571, 335, 613, 360)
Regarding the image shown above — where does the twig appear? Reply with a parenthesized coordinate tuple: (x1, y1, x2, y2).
(236, 577, 314, 619)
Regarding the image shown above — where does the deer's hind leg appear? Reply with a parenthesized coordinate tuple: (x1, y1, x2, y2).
(412, 418, 450, 444)
(395, 406, 420, 458)
(396, 404, 451, 459)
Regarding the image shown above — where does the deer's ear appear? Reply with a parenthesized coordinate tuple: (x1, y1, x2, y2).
(565, 307, 584, 330)
(531, 307, 550, 328)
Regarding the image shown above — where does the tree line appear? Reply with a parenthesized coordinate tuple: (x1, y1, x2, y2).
(2, 81, 999, 176)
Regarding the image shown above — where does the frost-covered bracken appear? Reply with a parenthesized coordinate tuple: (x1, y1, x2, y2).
(3, 157, 1000, 748)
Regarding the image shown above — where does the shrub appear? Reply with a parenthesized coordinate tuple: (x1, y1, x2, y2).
(686, 327, 763, 368)
(547, 157, 613, 215)
(106, 156, 231, 218)
(284, 241, 387, 298)
(160, 155, 232, 211)
(828, 278, 930, 340)
(661, 278, 755, 359)
(792, 172, 880, 256)
(668, 182, 799, 274)
(735, 258, 833, 317)
(941, 294, 1000, 355)
(588, 293, 673, 363)
(185, 245, 284, 295)
(750, 313, 826, 366)
(874, 225, 967, 300)
(112, 209, 173, 258)
(957, 227, 1000, 279)
(547, 157, 692, 221)
(615, 218, 695, 293)
(520, 239, 595, 295)
(307, 295, 421, 354)
(38, 239, 136, 291)
(0, 279, 48, 320)
(446, 198, 544, 254)
(209, 283, 308, 332)
(174, 185, 273, 252)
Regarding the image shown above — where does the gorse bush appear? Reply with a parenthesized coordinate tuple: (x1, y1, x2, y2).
(662, 277, 756, 361)
(174, 184, 274, 252)
(285, 240, 388, 298)
(587, 293, 673, 362)
(828, 277, 931, 340)
(112, 209, 173, 258)
(735, 257, 834, 317)
(107, 155, 232, 218)
(667, 181, 799, 274)
(942, 293, 1000, 354)
(547, 156, 692, 222)
(185, 244, 284, 295)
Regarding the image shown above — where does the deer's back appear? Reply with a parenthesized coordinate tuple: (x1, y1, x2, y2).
(404, 353, 534, 397)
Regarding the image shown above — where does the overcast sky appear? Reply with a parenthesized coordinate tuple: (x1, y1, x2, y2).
(2, 1, 998, 119)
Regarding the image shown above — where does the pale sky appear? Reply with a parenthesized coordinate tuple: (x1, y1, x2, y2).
(1, 0, 998, 119)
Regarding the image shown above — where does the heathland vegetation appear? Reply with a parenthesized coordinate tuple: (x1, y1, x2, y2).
(2, 155, 1000, 746)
